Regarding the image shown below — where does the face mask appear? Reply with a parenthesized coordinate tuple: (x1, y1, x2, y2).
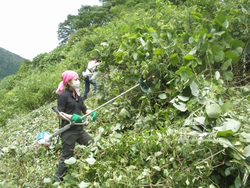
(71, 80, 80, 89)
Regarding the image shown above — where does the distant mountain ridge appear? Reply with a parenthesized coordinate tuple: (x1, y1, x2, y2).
(0, 47, 25, 79)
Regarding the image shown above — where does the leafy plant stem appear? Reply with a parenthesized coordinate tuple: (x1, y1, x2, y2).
(194, 149, 225, 166)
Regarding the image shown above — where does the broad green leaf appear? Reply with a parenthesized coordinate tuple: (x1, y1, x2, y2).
(133, 53, 138, 60)
(230, 40, 245, 49)
(155, 151, 162, 157)
(241, 133, 250, 142)
(186, 178, 190, 186)
(221, 58, 232, 70)
(189, 37, 194, 44)
(43, 178, 52, 184)
(206, 104, 221, 118)
(125, 77, 131, 84)
(225, 167, 232, 176)
(211, 46, 224, 62)
(222, 71, 233, 81)
(146, 41, 153, 51)
(152, 31, 158, 39)
(100, 42, 109, 46)
(221, 103, 233, 114)
(177, 95, 189, 101)
(186, 67, 194, 76)
(216, 129, 234, 137)
(79, 181, 90, 188)
(244, 145, 250, 157)
(233, 47, 243, 56)
(234, 141, 242, 146)
(167, 32, 172, 39)
(217, 137, 233, 147)
(63, 174, 78, 184)
(208, 184, 216, 188)
(196, 57, 202, 65)
(152, 166, 161, 171)
(175, 66, 185, 74)
(200, 42, 210, 52)
(234, 176, 242, 188)
(180, 71, 189, 81)
(188, 47, 197, 55)
(222, 19, 229, 28)
(144, 114, 155, 123)
(140, 37, 146, 46)
(193, 117, 205, 125)
(85, 157, 96, 165)
(169, 157, 175, 162)
(65, 157, 76, 165)
(173, 102, 187, 112)
(170, 53, 179, 66)
(53, 182, 60, 186)
(214, 51, 224, 62)
(154, 48, 162, 55)
(222, 119, 241, 133)
(214, 31, 225, 36)
(119, 108, 129, 118)
(225, 51, 238, 63)
(190, 81, 199, 97)
(215, 71, 220, 80)
(242, 87, 250, 96)
(158, 93, 167, 99)
(211, 45, 223, 52)
(184, 54, 195, 60)
(148, 27, 155, 33)
(114, 133, 122, 138)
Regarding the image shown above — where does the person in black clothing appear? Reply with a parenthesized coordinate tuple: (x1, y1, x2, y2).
(54, 70, 96, 180)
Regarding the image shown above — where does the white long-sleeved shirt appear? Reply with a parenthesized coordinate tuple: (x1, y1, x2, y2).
(85, 60, 99, 75)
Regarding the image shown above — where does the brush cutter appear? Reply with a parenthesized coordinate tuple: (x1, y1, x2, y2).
(37, 109, 88, 147)
(37, 68, 160, 147)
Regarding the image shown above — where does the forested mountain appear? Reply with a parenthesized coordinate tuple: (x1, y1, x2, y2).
(0, 47, 25, 79)
(1, 0, 250, 187)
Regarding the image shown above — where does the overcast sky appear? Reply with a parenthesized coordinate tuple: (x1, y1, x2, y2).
(0, 0, 102, 60)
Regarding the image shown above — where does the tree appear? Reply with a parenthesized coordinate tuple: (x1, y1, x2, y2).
(57, 15, 78, 44)
(57, 5, 110, 44)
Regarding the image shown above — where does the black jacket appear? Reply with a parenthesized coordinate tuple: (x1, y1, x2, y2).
(57, 89, 87, 131)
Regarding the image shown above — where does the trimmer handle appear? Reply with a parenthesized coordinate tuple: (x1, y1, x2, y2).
(52, 106, 71, 122)
(52, 106, 60, 114)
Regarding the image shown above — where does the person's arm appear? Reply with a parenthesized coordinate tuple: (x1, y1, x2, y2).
(88, 61, 99, 72)
(57, 112, 73, 120)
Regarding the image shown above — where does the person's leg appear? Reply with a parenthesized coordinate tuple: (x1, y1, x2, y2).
(89, 78, 97, 93)
(54, 131, 76, 180)
(82, 76, 90, 100)
(77, 130, 94, 146)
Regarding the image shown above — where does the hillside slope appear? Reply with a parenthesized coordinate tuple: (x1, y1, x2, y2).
(0, 47, 25, 79)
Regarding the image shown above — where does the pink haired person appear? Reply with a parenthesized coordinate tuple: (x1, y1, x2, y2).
(54, 70, 97, 180)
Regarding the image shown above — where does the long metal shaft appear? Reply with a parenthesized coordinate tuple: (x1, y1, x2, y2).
(81, 83, 140, 119)
(48, 124, 71, 139)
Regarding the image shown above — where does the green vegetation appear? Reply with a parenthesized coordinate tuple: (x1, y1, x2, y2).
(0, 47, 25, 79)
(1, 0, 250, 187)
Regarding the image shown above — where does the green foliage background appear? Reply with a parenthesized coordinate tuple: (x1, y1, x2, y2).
(1, 0, 250, 187)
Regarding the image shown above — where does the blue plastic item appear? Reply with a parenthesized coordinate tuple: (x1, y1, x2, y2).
(37, 132, 50, 141)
